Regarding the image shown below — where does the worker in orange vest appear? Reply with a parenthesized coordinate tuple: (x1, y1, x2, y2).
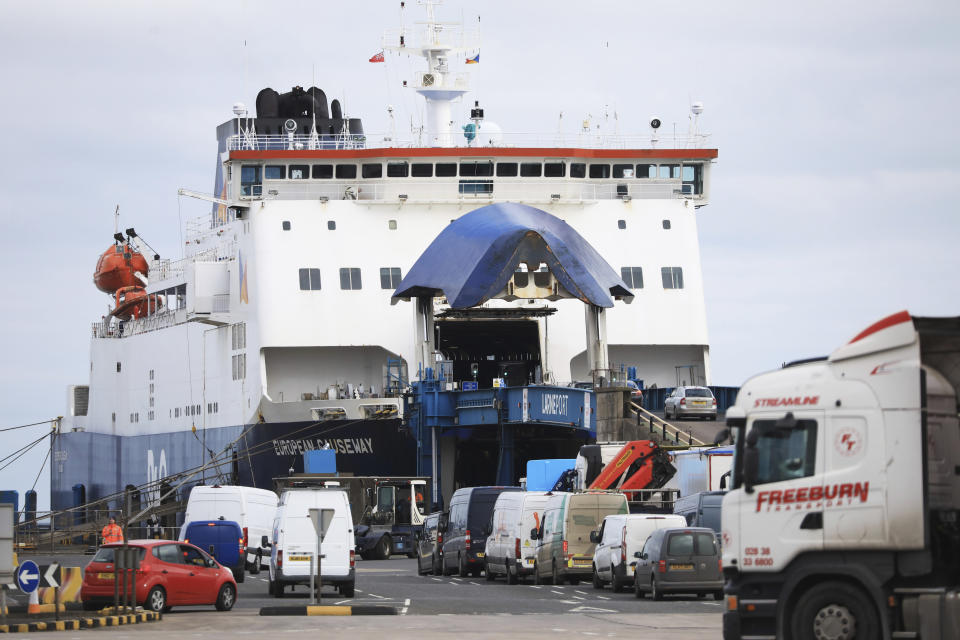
(101, 516, 123, 545)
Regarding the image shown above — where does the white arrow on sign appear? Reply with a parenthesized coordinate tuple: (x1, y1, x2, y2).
(18, 570, 38, 589)
(43, 564, 60, 588)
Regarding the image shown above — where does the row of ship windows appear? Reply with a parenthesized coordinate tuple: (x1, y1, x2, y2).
(284, 219, 673, 233)
(119, 402, 220, 423)
(241, 162, 701, 182)
(298, 267, 401, 291)
(298, 266, 683, 291)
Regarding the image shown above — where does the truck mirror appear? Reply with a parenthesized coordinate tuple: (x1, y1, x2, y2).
(438, 515, 448, 532)
(589, 531, 599, 543)
(633, 551, 642, 559)
(774, 412, 798, 429)
(261, 535, 270, 547)
(713, 428, 730, 446)
(743, 428, 759, 494)
(530, 527, 540, 540)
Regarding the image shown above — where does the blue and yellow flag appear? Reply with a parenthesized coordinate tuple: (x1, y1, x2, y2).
(466, 53, 479, 64)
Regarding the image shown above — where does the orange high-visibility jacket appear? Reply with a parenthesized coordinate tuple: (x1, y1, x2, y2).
(102, 523, 123, 544)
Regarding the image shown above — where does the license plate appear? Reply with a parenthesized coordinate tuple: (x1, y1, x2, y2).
(97, 572, 114, 580)
(670, 563, 694, 570)
(288, 555, 311, 562)
(692, 401, 707, 406)
(475, 552, 484, 558)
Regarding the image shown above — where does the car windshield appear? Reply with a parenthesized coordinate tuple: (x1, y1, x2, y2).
(685, 388, 713, 398)
(92, 546, 146, 563)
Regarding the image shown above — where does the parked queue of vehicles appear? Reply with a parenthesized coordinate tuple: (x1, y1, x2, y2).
(415, 486, 724, 600)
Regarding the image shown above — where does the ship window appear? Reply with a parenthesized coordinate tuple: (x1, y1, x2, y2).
(339, 268, 362, 290)
(459, 161, 494, 177)
(387, 161, 409, 177)
(570, 163, 586, 178)
(459, 179, 493, 195)
(312, 164, 334, 179)
(621, 267, 643, 289)
(214, 402, 218, 413)
(682, 164, 703, 194)
(288, 165, 309, 179)
(659, 164, 681, 179)
(411, 163, 432, 177)
(544, 162, 566, 177)
(520, 162, 542, 177)
(335, 164, 357, 179)
(116, 362, 121, 372)
(496, 162, 518, 177)
(362, 163, 383, 179)
(612, 164, 634, 178)
(662, 219, 671, 230)
(149, 369, 154, 381)
(240, 166, 262, 196)
(637, 164, 656, 178)
(299, 268, 321, 291)
(661, 267, 684, 289)
(282, 221, 291, 231)
(589, 164, 610, 179)
(617, 219, 626, 229)
(149, 398, 154, 407)
(435, 163, 457, 177)
(380, 267, 402, 289)
(327, 221, 336, 230)
(388, 219, 397, 230)
(264, 165, 285, 180)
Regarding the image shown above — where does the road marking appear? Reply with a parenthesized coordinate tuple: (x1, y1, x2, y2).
(469, 582, 480, 586)
(401, 598, 410, 616)
(551, 590, 564, 595)
(572, 595, 585, 600)
(596, 595, 610, 600)
(568, 605, 617, 613)
(529, 585, 542, 589)
(431, 577, 442, 581)
(367, 593, 388, 600)
(575, 589, 587, 594)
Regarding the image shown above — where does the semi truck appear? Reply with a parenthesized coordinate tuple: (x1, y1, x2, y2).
(720, 311, 960, 639)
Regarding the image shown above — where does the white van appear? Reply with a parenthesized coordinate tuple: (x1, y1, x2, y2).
(484, 491, 552, 583)
(180, 485, 279, 576)
(591, 513, 686, 591)
(265, 488, 355, 597)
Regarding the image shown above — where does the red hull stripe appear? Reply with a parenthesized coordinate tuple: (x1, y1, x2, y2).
(229, 147, 719, 161)
(849, 310, 912, 344)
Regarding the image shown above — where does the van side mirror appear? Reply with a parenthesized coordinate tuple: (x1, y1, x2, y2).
(589, 531, 599, 543)
(438, 515, 448, 533)
(530, 527, 540, 540)
(261, 535, 270, 547)
(634, 551, 644, 559)
(713, 428, 730, 446)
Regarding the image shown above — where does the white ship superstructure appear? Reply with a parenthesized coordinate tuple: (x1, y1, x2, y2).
(54, 2, 716, 513)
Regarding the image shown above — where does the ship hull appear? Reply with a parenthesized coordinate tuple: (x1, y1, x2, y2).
(51, 418, 413, 513)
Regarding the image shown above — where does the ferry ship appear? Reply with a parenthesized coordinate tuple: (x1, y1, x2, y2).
(52, 1, 717, 513)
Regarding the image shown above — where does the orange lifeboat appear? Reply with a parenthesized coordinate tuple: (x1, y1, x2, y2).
(94, 243, 149, 294)
(111, 285, 163, 320)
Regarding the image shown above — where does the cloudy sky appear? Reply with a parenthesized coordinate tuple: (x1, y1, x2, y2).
(1, 0, 957, 508)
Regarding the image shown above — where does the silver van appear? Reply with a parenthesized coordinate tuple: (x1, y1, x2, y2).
(633, 527, 722, 600)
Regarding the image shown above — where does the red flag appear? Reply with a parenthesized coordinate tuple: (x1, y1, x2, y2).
(369, 51, 385, 63)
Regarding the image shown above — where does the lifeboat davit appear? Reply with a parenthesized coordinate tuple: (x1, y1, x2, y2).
(94, 243, 149, 294)
(111, 286, 163, 320)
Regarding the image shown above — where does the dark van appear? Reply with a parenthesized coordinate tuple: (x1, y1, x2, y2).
(183, 520, 245, 582)
(633, 527, 722, 600)
(416, 511, 444, 576)
(441, 486, 522, 577)
(673, 490, 724, 536)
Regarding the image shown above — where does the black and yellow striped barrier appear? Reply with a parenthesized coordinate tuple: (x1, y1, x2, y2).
(259, 605, 397, 616)
(0, 611, 160, 633)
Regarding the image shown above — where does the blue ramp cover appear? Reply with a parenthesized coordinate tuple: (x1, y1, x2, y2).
(392, 203, 633, 308)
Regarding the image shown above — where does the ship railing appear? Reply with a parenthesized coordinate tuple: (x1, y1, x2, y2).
(150, 244, 236, 286)
(250, 179, 690, 203)
(227, 131, 711, 151)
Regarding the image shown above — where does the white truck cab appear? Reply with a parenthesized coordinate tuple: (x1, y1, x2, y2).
(720, 311, 960, 640)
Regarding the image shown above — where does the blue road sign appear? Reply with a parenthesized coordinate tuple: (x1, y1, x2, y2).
(462, 381, 478, 391)
(16, 560, 39, 593)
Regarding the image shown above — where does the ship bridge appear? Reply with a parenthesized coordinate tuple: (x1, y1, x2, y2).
(392, 203, 633, 504)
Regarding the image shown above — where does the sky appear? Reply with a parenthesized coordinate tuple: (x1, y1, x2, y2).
(0, 0, 958, 509)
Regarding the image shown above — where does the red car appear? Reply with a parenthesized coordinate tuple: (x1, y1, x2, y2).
(81, 540, 237, 613)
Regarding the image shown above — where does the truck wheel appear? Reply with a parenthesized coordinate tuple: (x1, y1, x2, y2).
(714, 591, 723, 601)
(250, 550, 262, 575)
(506, 563, 519, 585)
(790, 581, 879, 640)
(651, 577, 663, 601)
(432, 555, 442, 576)
(232, 566, 245, 583)
(634, 574, 644, 599)
(458, 553, 469, 578)
(417, 553, 426, 576)
(376, 536, 391, 560)
(340, 583, 355, 598)
(533, 562, 543, 585)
